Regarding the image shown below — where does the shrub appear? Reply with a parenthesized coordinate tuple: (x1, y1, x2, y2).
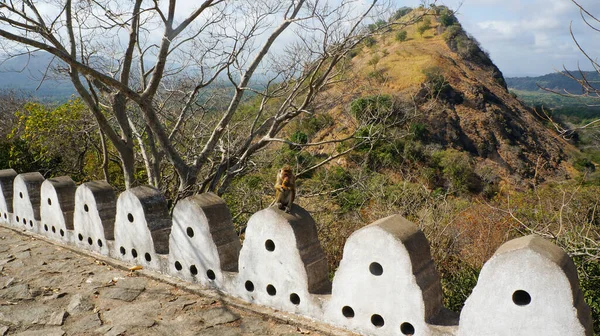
(368, 19, 387, 32)
(288, 131, 308, 151)
(439, 9, 457, 27)
(350, 95, 394, 123)
(573, 157, 596, 173)
(396, 30, 408, 42)
(410, 123, 429, 141)
(422, 66, 451, 98)
(390, 7, 412, 21)
(417, 22, 431, 36)
(363, 36, 376, 47)
(435, 149, 480, 194)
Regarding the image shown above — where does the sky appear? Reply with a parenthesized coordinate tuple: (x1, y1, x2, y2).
(421, 0, 600, 77)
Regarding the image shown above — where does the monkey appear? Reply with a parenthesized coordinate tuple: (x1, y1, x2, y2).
(271, 165, 296, 213)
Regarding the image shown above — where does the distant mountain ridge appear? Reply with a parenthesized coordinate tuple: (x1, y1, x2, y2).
(506, 71, 600, 93)
(0, 53, 75, 101)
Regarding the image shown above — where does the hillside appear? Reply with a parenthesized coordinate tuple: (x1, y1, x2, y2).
(307, 9, 573, 185)
(506, 71, 600, 93)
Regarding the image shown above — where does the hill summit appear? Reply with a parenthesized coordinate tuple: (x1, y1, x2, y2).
(311, 6, 572, 186)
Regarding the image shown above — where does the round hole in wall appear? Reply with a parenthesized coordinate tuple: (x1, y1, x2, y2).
(290, 293, 300, 305)
(512, 290, 531, 306)
(369, 262, 383, 276)
(97, 239, 103, 248)
(265, 239, 275, 252)
(120, 246, 126, 255)
(371, 314, 384, 328)
(127, 213, 134, 223)
(23, 218, 26, 225)
(174, 261, 182, 271)
(78, 234, 83, 241)
(60, 229, 65, 237)
(186, 227, 194, 238)
(19, 192, 22, 199)
(47, 198, 52, 206)
(342, 306, 354, 318)
(266, 284, 277, 296)
(131, 249, 138, 258)
(87, 237, 93, 245)
(44, 224, 48, 232)
(245, 280, 254, 292)
(206, 269, 216, 281)
(29, 220, 33, 227)
(15, 216, 19, 223)
(51, 226, 56, 233)
(3, 213, 6, 219)
(190, 265, 198, 276)
(84, 204, 89, 212)
(145, 253, 152, 262)
(400, 322, 415, 335)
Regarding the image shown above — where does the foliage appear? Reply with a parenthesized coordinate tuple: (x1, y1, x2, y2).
(389, 7, 412, 22)
(422, 66, 451, 98)
(349, 95, 394, 124)
(368, 19, 387, 33)
(288, 131, 308, 151)
(395, 30, 408, 42)
(363, 36, 377, 47)
(573, 157, 596, 173)
(439, 9, 457, 27)
(434, 149, 480, 194)
(443, 24, 493, 66)
(416, 18, 431, 36)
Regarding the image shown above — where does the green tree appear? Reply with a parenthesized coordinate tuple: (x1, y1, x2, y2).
(396, 30, 408, 42)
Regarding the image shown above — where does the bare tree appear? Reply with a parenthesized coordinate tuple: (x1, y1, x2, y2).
(0, 0, 429, 196)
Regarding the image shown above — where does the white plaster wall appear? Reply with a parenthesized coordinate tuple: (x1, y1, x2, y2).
(325, 218, 435, 336)
(235, 207, 326, 318)
(0, 169, 16, 226)
(73, 182, 114, 255)
(12, 173, 44, 232)
(113, 187, 169, 272)
(167, 195, 229, 288)
(40, 177, 76, 242)
(459, 237, 590, 336)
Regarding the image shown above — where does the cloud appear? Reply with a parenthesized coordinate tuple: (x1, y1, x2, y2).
(454, 0, 600, 76)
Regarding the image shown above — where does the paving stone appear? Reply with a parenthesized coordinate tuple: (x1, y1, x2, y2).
(46, 311, 67, 326)
(14, 251, 30, 259)
(67, 294, 95, 314)
(13, 327, 65, 336)
(0, 283, 30, 301)
(0, 277, 14, 289)
(65, 312, 102, 333)
(102, 301, 160, 328)
(0, 227, 325, 336)
(200, 307, 241, 327)
(0, 304, 52, 326)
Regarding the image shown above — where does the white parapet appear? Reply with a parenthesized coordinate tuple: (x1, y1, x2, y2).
(167, 193, 241, 289)
(458, 235, 593, 336)
(12, 172, 45, 232)
(113, 186, 171, 272)
(324, 215, 446, 336)
(73, 181, 116, 255)
(235, 205, 330, 318)
(40, 176, 77, 242)
(0, 169, 17, 225)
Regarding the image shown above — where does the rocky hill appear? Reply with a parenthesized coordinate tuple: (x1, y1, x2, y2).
(309, 8, 574, 185)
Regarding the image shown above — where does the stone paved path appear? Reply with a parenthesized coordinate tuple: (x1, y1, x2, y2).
(0, 227, 326, 335)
